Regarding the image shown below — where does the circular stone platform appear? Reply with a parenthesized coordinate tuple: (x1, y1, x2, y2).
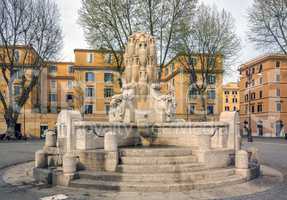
(2, 161, 283, 200)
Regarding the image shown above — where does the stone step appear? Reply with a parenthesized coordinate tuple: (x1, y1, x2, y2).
(120, 155, 198, 165)
(69, 174, 245, 192)
(78, 168, 236, 183)
(119, 147, 194, 157)
(116, 163, 205, 173)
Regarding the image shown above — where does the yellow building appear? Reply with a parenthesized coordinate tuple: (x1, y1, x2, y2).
(0, 47, 225, 137)
(73, 49, 121, 121)
(161, 55, 223, 121)
(222, 82, 239, 112)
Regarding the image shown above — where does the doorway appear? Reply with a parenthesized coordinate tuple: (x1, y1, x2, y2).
(275, 120, 283, 137)
(257, 121, 263, 136)
(40, 125, 48, 139)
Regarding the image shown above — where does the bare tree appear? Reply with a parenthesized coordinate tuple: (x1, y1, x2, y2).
(79, 0, 197, 84)
(248, 0, 287, 54)
(175, 4, 240, 120)
(0, 0, 62, 138)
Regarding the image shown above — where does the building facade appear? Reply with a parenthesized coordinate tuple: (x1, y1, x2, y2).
(161, 55, 223, 121)
(0, 47, 225, 137)
(239, 54, 287, 137)
(222, 82, 239, 112)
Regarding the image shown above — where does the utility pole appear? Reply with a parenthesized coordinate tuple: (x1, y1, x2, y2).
(247, 66, 253, 142)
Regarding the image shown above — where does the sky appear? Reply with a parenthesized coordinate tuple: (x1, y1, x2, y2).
(56, 0, 262, 82)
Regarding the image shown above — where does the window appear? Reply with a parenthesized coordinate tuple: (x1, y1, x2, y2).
(50, 106, 57, 113)
(49, 65, 57, 74)
(258, 64, 263, 73)
(189, 105, 195, 114)
(207, 90, 216, 99)
(191, 57, 197, 66)
(208, 74, 216, 84)
(224, 91, 229, 95)
(165, 67, 169, 76)
(232, 98, 237, 103)
(259, 77, 263, 84)
(14, 69, 23, 80)
(252, 93, 256, 100)
(105, 104, 110, 115)
(14, 50, 20, 63)
(14, 85, 20, 96)
(49, 93, 57, 102)
(66, 94, 73, 101)
(85, 87, 94, 97)
(105, 53, 112, 64)
(252, 67, 255, 74)
(276, 102, 281, 112)
(245, 94, 249, 102)
(251, 105, 255, 113)
(225, 98, 228, 103)
(257, 104, 263, 112)
(276, 89, 280, 97)
(207, 105, 214, 115)
(276, 74, 280, 82)
(225, 106, 230, 111)
(104, 73, 113, 82)
(67, 80, 73, 89)
(68, 66, 74, 74)
(233, 107, 237, 111)
(259, 91, 263, 99)
(189, 87, 198, 98)
(245, 82, 248, 88)
(85, 72, 95, 82)
(50, 80, 56, 89)
(87, 53, 94, 63)
(104, 88, 113, 98)
(276, 61, 280, 68)
(84, 104, 93, 114)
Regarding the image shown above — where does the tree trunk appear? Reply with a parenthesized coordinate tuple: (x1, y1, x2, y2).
(4, 111, 19, 139)
(200, 94, 207, 121)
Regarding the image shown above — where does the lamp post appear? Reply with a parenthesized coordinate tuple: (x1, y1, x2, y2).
(247, 66, 253, 142)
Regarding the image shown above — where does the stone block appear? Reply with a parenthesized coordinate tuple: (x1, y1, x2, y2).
(63, 153, 77, 175)
(45, 130, 57, 148)
(236, 150, 249, 169)
(33, 167, 52, 184)
(198, 134, 211, 151)
(35, 150, 47, 168)
(104, 132, 118, 152)
(197, 149, 233, 168)
(105, 151, 119, 172)
(78, 150, 106, 171)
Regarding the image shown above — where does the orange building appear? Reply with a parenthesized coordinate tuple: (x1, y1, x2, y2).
(73, 49, 121, 121)
(161, 55, 223, 121)
(239, 54, 287, 137)
(222, 82, 239, 112)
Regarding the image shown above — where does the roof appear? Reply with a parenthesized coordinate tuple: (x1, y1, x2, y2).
(74, 48, 123, 54)
(239, 54, 287, 71)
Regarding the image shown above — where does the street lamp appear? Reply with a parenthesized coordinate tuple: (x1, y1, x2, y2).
(247, 66, 253, 142)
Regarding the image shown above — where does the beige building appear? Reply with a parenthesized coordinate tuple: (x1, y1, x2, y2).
(239, 54, 287, 137)
(222, 82, 239, 112)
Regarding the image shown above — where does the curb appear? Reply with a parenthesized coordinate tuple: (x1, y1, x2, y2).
(0, 159, 34, 171)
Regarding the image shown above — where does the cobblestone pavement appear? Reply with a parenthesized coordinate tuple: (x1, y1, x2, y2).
(0, 139, 287, 200)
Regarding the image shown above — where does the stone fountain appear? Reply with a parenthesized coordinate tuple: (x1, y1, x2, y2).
(33, 33, 260, 192)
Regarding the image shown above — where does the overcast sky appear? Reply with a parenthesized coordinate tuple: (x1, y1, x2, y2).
(57, 0, 262, 82)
